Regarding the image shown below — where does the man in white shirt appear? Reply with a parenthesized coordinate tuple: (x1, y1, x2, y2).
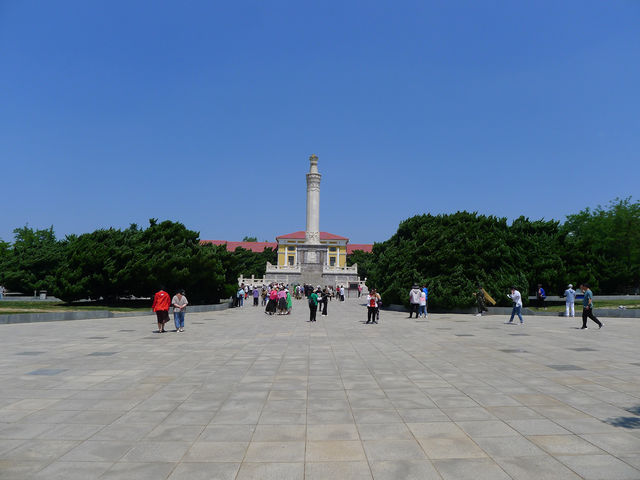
(564, 284, 576, 317)
(507, 286, 524, 325)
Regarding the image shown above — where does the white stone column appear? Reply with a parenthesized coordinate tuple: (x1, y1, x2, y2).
(305, 154, 321, 244)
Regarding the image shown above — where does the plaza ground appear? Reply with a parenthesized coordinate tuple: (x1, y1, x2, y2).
(1, 297, 640, 479)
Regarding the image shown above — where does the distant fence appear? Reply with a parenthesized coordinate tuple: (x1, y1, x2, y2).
(0, 301, 233, 325)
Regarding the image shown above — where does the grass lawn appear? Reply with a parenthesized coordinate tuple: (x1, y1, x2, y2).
(0, 301, 149, 315)
(531, 299, 640, 312)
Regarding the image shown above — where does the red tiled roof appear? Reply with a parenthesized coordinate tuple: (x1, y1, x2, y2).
(200, 240, 277, 253)
(347, 244, 373, 254)
(276, 231, 349, 241)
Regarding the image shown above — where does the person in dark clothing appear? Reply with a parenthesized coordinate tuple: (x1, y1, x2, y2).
(580, 283, 603, 330)
(308, 289, 319, 322)
(321, 288, 329, 316)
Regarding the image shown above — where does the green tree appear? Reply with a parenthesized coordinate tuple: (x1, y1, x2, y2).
(0, 226, 63, 294)
(242, 236, 258, 242)
(561, 197, 640, 294)
(230, 246, 277, 278)
(346, 249, 373, 280)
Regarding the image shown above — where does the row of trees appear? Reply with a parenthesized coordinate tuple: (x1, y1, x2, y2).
(0, 220, 275, 304)
(1, 198, 636, 308)
(360, 198, 640, 309)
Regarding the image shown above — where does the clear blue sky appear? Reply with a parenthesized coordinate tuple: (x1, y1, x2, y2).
(1, 1, 638, 244)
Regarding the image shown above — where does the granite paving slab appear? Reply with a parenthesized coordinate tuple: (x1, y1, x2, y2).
(2, 297, 640, 478)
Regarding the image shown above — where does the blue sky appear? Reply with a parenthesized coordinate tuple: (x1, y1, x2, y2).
(1, 1, 638, 244)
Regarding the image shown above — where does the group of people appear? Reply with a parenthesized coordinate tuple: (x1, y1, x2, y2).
(408, 285, 429, 318)
(152, 287, 188, 333)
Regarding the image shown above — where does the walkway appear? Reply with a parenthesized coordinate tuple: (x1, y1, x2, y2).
(1, 297, 640, 479)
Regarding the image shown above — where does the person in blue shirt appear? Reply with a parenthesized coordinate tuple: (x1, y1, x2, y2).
(563, 284, 576, 317)
(422, 285, 429, 318)
(536, 284, 546, 309)
(579, 283, 603, 330)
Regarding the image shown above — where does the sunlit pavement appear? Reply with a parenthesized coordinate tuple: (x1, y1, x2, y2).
(1, 298, 640, 479)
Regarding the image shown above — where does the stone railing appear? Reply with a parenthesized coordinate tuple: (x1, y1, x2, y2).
(323, 264, 358, 273)
(265, 262, 301, 273)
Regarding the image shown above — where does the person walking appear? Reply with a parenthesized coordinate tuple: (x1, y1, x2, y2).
(253, 286, 260, 306)
(422, 285, 429, 317)
(536, 284, 546, 309)
(286, 289, 293, 314)
(409, 285, 421, 318)
(366, 289, 379, 324)
(474, 285, 488, 317)
(152, 287, 171, 333)
(308, 288, 319, 322)
(266, 288, 278, 315)
(580, 283, 603, 329)
(357, 284, 362, 298)
(418, 290, 427, 318)
(507, 286, 524, 325)
(564, 284, 576, 317)
(172, 290, 188, 332)
(340, 285, 345, 301)
(321, 288, 329, 316)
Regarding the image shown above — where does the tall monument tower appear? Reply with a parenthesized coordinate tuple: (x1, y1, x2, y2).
(305, 154, 321, 244)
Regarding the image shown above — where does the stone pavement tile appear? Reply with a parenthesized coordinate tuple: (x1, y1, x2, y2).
(244, 441, 305, 462)
(268, 390, 307, 400)
(0, 440, 25, 457)
(60, 440, 134, 462)
(557, 454, 640, 480)
(398, 408, 450, 423)
(431, 396, 479, 409)
(211, 409, 262, 424)
(552, 417, 624, 434)
(305, 461, 373, 480)
(113, 410, 169, 425)
(621, 454, 640, 469)
(305, 440, 367, 462)
(473, 435, 546, 457)
(494, 455, 582, 480)
(0, 440, 78, 461)
(350, 397, 395, 409)
(235, 462, 304, 480)
(167, 461, 240, 480)
(252, 424, 306, 441)
(529, 434, 605, 455)
(357, 423, 412, 440)
(99, 461, 176, 480)
(506, 418, 571, 435)
(199, 424, 255, 442)
(307, 423, 359, 441)
(0, 460, 48, 479)
(91, 423, 156, 441)
(486, 406, 545, 420)
(407, 422, 466, 438)
(363, 439, 427, 461)
(369, 460, 442, 480)
(581, 432, 640, 455)
(530, 404, 591, 419)
(417, 436, 487, 460)
(36, 423, 104, 440)
(433, 458, 511, 480)
(145, 424, 204, 442)
(183, 441, 248, 462)
(32, 461, 112, 479)
(352, 409, 403, 424)
(346, 389, 387, 401)
(308, 397, 351, 411)
(307, 409, 354, 424)
(258, 410, 307, 424)
(0, 423, 55, 440)
(456, 420, 519, 438)
(442, 407, 496, 421)
(510, 394, 565, 406)
(121, 441, 190, 462)
(163, 410, 216, 425)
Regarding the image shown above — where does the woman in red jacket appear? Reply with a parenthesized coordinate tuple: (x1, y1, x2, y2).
(152, 287, 171, 333)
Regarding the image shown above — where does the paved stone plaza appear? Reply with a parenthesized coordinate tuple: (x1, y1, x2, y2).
(2, 298, 640, 479)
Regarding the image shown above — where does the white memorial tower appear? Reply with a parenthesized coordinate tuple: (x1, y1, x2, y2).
(305, 154, 321, 244)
